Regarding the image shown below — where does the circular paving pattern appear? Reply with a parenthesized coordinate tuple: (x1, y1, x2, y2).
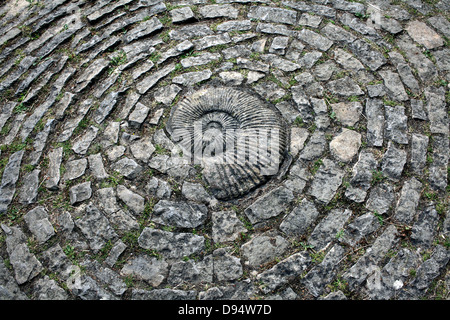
(0, 0, 449, 300)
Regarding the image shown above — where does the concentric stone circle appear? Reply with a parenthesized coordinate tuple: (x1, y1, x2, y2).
(0, 0, 449, 301)
(167, 86, 288, 200)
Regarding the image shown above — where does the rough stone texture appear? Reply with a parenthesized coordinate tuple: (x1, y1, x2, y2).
(330, 129, 361, 163)
(212, 211, 247, 243)
(381, 142, 407, 181)
(309, 159, 344, 204)
(244, 186, 294, 225)
(308, 209, 352, 251)
(241, 232, 289, 268)
(0, 150, 24, 213)
(121, 255, 168, 287)
(69, 181, 92, 205)
(365, 183, 395, 215)
(152, 200, 208, 228)
(280, 199, 319, 237)
(345, 150, 377, 203)
(256, 252, 311, 294)
(74, 204, 118, 252)
(0, 0, 447, 301)
(24, 206, 55, 244)
(303, 245, 346, 297)
(406, 20, 444, 49)
(343, 225, 398, 291)
(116, 185, 145, 215)
(138, 228, 205, 259)
(1, 224, 43, 285)
(393, 178, 422, 225)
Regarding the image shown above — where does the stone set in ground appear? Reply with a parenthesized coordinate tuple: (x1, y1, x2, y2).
(0, 0, 449, 300)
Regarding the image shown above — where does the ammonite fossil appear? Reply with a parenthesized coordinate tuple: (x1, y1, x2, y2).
(167, 87, 288, 200)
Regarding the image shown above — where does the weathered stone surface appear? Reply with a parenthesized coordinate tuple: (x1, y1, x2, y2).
(0, 150, 24, 213)
(213, 248, 243, 281)
(406, 20, 443, 49)
(379, 71, 408, 102)
(343, 225, 398, 290)
(348, 39, 386, 71)
(425, 86, 448, 135)
(45, 148, 63, 191)
(72, 126, 99, 155)
(75, 204, 118, 252)
(368, 248, 421, 300)
(212, 211, 247, 243)
(24, 206, 54, 244)
(410, 133, 428, 175)
(192, 34, 231, 50)
(88, 153, 108, 180)
(384, 105, 408, 145)
(128, 102, 150, 128)
(199, 4, 239, 19)
(136, 63, 175, 94)
(297, 28, 333, 51)
(328, 76, 363, 96)
(169, 25, 213, 41)
(330, 129, 361, 163)
(152, 200, 208, 228)
(104, 240, 127, 268)
(411, 205, 439, 249)
(289, 127, 309, 157)
(393, 178, 422, 225)
(75, 58, 109, 93)
(121, 255, 168, 287)
(32, 275, 67, 300)
(1, 224, 43, 285)
(18, 169, 40, 205)
(172, 69, 212, 86)
(366, 98, 384, 146)
(280, 199, 319, 237)
(182, 182, 215, 205)
(429, 134, 449, 191)
(241, 232, 289, 267)
(217, 20, 252, 32)
(170, 7, 195, 23)
(168, 256, 213, 285)
(399, 245, 450, 299)
(309, 159, 344, 204)
(303, 245, 346, 297)
(111, 157, 143, 180)
(365, 183, 395, 215)
(138, 228, 204, 259)
(132, 288, 197, 300)
(69, 182, 92, 205)
(381, 141, 407, 181)
(256, 252, 311, 294)
(331, 102, 362, 127)
(116, 185, 145, 215)
(244, 186, 294, 225)
(345, 150, 377, 203)
(181, 52, 221, 68)
(396, 35, 437, 82)
(321, 23, 356, 45)
(63, 158, 87, 181)
(308, 209, 352, 251)
(340, 212, 380, 247)
(248, 6, 297, 25)
(130, 137, 155, 163)
(146, 177, 172, 199)
(154, 84, 182, 106)
(299, 131, 327, 161)
(388, 51, 421, 94)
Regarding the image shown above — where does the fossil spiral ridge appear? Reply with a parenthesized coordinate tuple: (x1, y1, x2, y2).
(167, 87, 288, 200)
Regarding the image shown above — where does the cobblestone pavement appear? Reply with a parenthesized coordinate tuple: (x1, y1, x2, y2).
(0, 0, 449, 300)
